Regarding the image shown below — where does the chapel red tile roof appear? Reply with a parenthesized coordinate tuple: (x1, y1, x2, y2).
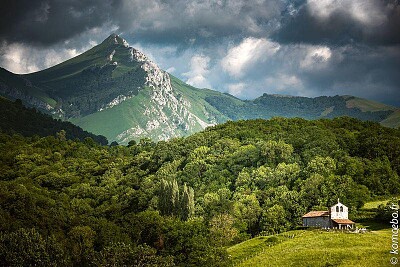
(302, 211, 330, 218)
(332, 219, 355, 224)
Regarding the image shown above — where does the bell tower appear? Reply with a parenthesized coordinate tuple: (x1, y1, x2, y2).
(330, 199, 348, 219)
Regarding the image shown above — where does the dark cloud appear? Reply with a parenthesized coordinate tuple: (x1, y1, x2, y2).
(0, 0, 287, 47)
(274, 0, 400, 46)
(113, 0, 286, 46)
(209, 37, 400, 106)
(298, 45, 400, 106)
(0, 0, 115, 46)
(1, 0, 399, 47)
(0, 0, 399, 106)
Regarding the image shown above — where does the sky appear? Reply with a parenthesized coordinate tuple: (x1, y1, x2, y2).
(0, 0, 399, 106)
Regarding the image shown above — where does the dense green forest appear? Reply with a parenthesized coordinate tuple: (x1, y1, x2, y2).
(0, 97, 108, 145)
(0, 117, 399, 266)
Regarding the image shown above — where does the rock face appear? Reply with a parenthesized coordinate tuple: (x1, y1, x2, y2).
(112, 38, 215, 143)
(130, 48, 148, 62)
(98, 93, 135, 112)
(0, 80, 53, 111)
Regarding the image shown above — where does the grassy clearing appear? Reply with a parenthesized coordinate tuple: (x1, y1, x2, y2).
(363, 199, 390, 210)
(362, 196, 399, 210)
(228, 229, 391, 267)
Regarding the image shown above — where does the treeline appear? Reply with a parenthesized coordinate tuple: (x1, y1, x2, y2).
(0, 117, 399, 266)
(0, 97, 108, 145)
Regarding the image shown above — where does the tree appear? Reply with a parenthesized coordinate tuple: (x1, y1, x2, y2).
(127, 140, 137, 147)
(69, 226, 96, 266)
(209, 214, 239, 246)
(158, 179, 194, 220)
(305, 156, 336, 177)
(96, 243, 174, 267)
(0, 228, 66, 266)
(110, 141, 119, 147)
(232, 193, 261, 234)
(260, 204, 288, 234)
(259, 140, 293, 165)
(56, 130, 67, 141)
(180, 184, 195, 221)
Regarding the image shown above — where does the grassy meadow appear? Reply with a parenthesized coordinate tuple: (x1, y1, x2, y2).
(228, 198, 396, 267)
(228, 229, 391, 267)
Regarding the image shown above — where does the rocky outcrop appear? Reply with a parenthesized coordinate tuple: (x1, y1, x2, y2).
(0, 81, 53, 111)
(110, 37, 215, 143)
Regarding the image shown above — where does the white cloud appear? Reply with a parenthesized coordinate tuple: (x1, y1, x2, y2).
(89, 40, 98, 47)
(307, 0, 387, 26)
(0, 22, 119, 74)
(0, 42, 87, 74)
(44, 49, 80, 68)
(182, 54, 211, 88)
(264, 74, 304, 94)
(300, 46, 332, 70)
(1, 43, 40, 73)
(131, 42, 178, 66)
(221, 37, 280, 78)
(227, 82, 247, 96)
(166, 67, 176, 73)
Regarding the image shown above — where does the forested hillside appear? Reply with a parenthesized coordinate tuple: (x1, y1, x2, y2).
(0, 97, 107, 145)
(0, 117, 399, 266)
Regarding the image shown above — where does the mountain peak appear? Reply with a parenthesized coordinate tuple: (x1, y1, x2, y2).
(103, 33, 130, 48)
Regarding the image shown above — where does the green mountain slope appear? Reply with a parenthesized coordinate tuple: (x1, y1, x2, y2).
(205, 93, 398, 126)
(0, 96, 107, 144)
(381, 110, 400, 128)
(24, 34, 146, 118)
(0, 34, 399, 144)
(0, 68, 56, 109)
(70, 75, 236, 143)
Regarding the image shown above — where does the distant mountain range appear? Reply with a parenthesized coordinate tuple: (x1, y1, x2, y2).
(1, 34, 399, 144)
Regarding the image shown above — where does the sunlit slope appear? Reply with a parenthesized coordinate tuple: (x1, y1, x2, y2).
(70, 77, 239, 143)
(228, 229, 391, 267)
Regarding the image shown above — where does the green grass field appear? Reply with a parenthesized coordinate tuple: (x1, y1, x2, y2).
(363, 199, 390, 210)
(228, 229, 391, 267)
(228, 198, 397, 267)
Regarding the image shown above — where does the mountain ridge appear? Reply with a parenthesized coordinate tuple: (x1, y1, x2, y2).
(0, 34, 399, 144)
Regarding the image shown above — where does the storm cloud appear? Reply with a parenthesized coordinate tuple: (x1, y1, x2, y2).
(0, 0, 399, 106)
(0, 0, 286, 46)
(0, 0, 115, 46)
(274, 0, 400, 46)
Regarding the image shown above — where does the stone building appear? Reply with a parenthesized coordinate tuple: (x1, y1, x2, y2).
(302, 200, 355, 229)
